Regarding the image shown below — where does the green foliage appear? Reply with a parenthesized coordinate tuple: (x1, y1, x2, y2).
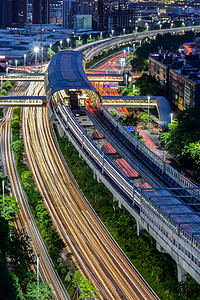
(130, 31, 195, 71)
(1, 89, 7, 95)
(0, 265, 20, 300)
(72, 271, 99, 299)
(134, 74, 166, 97)
(46, 48, 55, 60)
(0, 194, 19, 224)
(11, 139, 23, 154)
(139, 112, 153, 123)
(3, 81, 12, 91)
(160, 108, 200, 175)
(24, 282, 54, 299)
(118, 113, 139, 126)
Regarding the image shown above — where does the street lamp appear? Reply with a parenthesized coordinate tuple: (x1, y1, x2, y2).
(37, 254, 40, 300)
(41, 47, 43, 64)
(159, 24, 162, 30)
(34, 47, 39, 65)
(147, 96, 150, 127)
(15, 59, 18, 72)
(111, 29, 114, 37)
(135, 26, 138, 32)
(60, 40, 62, 49)
(123, 28, 125, 35)
(100, 32, 102, 39)
(6, 67, 8, 76)
(50, 43, 52, 49)
(2, 179, 5, 215)
(24, 54, 26, 72)
(67, 38, 70, 48)
(170, 113, 173, 124)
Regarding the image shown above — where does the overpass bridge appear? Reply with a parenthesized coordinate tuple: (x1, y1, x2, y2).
(44, 50, 200, 285)
(0, 73, 44, 82)
(102, 95, 171, 129)
(0, 96, 47, 107)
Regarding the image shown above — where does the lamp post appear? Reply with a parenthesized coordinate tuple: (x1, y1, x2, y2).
(15, 59, 18, 72)
(60, 40, 63, 49)
(135, 26, 138, 32)
(100, 32, 102, 39)
(2, 179, 5, 215)
(24, 54, 26, 72)
(34, 47, 39, 65)
(50, 43, 52, 49)
(147, 96, 150, 128)
(6, 67, 8, 76)
(37, 254, 40, 300)
(159, 24, 162, 30)
(123, 28, 125, 35)
(67, 38, 70, 48)
(41, 46, 43, 65)
(170, 113, 173, 124)
(111, 29, 114, 37)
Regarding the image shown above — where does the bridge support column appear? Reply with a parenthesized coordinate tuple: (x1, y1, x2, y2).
(156, 242, 167, 253)
(136, 221, 144, 236)
(177, 264, 187, 282)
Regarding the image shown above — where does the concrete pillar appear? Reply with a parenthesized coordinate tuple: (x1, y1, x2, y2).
(156, 242, 167, 253)
(137, 221, 144, 236)
(177, 264, 187, 282)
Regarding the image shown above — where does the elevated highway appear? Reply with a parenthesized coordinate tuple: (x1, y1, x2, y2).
(77, 26, 200, 62)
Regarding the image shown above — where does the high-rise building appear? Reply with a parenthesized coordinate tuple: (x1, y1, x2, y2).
(62, 0, 76, 28)
(0, 0, 27, 28)
(32, 0, 50, 24)
(76, 0, 98, 30)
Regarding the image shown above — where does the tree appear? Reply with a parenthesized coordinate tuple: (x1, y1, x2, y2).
(46, 48, 55, 60)
(11, 140, 24, 155)
(24, 282, 54, 299)
(0, 265, 20, 300)
(72, 271, 100, 299)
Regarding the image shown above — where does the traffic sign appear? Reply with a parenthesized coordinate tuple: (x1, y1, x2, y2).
(124, 126, 134, 132)
(103, 84, 110, 88)
(111, 84, 118, 89)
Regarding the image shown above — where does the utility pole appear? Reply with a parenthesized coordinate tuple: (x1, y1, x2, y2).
(37, 254, 40, 300)
(2, 179, 5, 215)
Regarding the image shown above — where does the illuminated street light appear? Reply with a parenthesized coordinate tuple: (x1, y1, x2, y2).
(15, 59, 18, 72)
(159, 24, 162, 30)
(60, 40, 63, 49)
(24, 54, 26, 72)
(41, 46, 43, 65)
(147, 96, 150, 127)
(6, 67, 8, 76)
(111, 29, 114, 37)
(123, 28, 125, 35)
(135, 26, 138, 32)
(100, 32, 102, 38)
(67, 38, 70, 48)
(170, 113, 173, 124)
(34, 47, 39, 65)
(50, 43, 52, 49)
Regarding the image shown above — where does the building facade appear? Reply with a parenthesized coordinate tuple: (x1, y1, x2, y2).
(149, 55, 200, 110)
(0, 0, 27, 28)
(32, 0, 50, 24)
